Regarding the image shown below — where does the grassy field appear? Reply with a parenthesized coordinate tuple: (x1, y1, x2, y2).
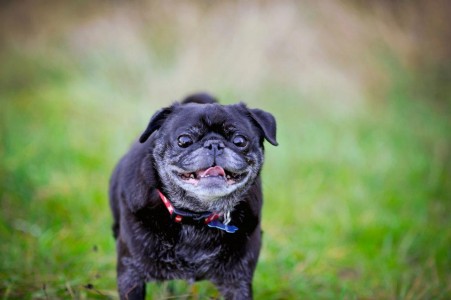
(1, 1, 450, 299)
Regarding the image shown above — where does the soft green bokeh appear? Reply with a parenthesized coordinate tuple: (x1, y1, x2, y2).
(0, 1, 449, 299)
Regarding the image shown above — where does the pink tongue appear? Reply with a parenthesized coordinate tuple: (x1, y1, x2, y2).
(198, 166, 226, 177)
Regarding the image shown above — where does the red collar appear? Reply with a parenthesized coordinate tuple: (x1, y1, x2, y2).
(157, 189, 220, 224)
(157, 190, 239, 233)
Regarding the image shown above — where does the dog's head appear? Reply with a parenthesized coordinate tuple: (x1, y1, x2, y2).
(139, 93, 277, 213)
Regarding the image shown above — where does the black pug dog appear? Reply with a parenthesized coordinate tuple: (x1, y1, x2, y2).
(109, 93, 277, 300)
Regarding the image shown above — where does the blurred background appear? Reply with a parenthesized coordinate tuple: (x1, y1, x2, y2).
(0, 0, 450, 299)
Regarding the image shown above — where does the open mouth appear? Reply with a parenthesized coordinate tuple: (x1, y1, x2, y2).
(178, 166, 246, 185)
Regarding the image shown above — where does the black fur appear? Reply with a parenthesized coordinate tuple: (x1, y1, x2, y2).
(109, 93, 277, 300)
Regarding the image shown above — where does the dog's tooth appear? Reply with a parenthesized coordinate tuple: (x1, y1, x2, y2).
(189, 173, 195, 179)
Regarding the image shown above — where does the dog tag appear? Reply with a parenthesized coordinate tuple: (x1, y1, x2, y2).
(207, 220, 238, 233)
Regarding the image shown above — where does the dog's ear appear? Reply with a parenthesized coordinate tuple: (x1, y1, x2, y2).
(247, 106, 278, 146)
(139, 106, 173, 143)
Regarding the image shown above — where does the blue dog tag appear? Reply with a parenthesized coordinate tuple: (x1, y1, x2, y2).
(207, 220, 238, 233)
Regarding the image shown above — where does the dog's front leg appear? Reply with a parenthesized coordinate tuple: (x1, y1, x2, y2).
(215, 281, 253, 300)
(116, 238, 146, 300)
(120, 283, 146, 300)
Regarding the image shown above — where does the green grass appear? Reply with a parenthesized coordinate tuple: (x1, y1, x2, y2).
(259, 89, 450, 299)
(1, 2, 450, 299)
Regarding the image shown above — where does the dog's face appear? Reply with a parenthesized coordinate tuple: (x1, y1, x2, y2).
(139, 102, 277, 213)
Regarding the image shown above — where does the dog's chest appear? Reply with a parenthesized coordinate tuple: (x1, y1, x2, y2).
(175, 227, 222, 262)
(139, 224, 225, 281)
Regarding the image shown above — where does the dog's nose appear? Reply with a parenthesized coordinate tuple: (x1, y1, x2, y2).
(204, 139, 225, 155)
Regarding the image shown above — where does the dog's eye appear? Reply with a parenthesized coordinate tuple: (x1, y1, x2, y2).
(232, 135, 248, 148)
(177, 135, 193, 148)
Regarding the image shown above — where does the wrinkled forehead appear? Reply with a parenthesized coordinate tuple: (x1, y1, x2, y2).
(168, 103, 250, 132)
